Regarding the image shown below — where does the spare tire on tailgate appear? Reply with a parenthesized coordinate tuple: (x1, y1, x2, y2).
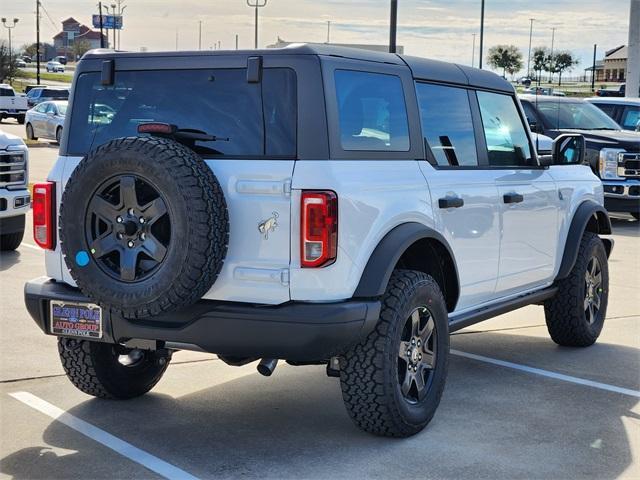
(60, 136, 229, 319)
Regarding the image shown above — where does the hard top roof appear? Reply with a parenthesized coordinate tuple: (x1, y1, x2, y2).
(82, 43, 513, 93)
(519, 94, 588, 103)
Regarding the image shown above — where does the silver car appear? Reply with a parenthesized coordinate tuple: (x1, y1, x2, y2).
(25, 101, 67, 144)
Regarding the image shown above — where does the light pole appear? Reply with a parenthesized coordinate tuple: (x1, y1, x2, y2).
(389, 0, 398, 53)
(198, 21, 202, 50)
(1, 17, 19, 81)
(526, 18, 534, 78)
(471, 33, 476, 67)
(110, 4, 117, 50)
(327, 21, 331, 43)
(117, 3, 126, 49)
(549, 27, 556, 83)
(247, 0, 267, 49)
(479, 0, 485, 69)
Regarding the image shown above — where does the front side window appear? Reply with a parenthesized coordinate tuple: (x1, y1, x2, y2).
(68, 68, 297, 157)
(335, 70, 409, 152)
(477, 91, 532, 167)
(34, 103, 47, 113)
(415, 83, 478, 167)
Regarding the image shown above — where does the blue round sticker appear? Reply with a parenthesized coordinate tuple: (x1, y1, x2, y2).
(75, 250, 90, 267)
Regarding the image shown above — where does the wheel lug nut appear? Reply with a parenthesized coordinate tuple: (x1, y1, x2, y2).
(116, 216, 123, 223)
(411, 338, 416, 345)
(128, 208, 134, 215)
(417, 340, 421, 347)
(117, 233, 123, 239)
(127, 240, 134, 248)
(140, 232, 146, 240)
(139, 217, 145, 224)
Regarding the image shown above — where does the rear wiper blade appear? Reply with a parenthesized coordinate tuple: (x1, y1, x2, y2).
(137, 122, 230, 141)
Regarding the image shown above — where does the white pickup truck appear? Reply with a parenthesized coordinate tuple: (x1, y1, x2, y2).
(0, 129, 30, 250)
(0, 84, 28, 125)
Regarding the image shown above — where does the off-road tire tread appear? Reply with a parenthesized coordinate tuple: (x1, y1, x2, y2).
(57, 339, 169, 399)
(340, 270, 448, 437)
(60, 136, 229, 319)
(0, 230, 24, 251)
(544, 232, 608, 347)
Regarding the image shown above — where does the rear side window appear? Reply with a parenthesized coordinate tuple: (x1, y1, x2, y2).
(335, 70, 409, 152)
(68, 68, 296, 157)
(44, 89, 69, 99)
(415, 83, 478, 167)
(477, 92, 532, 167)
(0, 88, 15, 97)
(621, 106, 640, 130)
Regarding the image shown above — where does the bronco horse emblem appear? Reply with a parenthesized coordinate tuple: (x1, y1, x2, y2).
(258, 212, 279, 239)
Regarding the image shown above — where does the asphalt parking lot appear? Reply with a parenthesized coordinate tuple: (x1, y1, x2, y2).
(1, 120, 639, 479)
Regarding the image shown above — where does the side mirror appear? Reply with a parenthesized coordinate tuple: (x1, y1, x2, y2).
(552, 134, 585, 165)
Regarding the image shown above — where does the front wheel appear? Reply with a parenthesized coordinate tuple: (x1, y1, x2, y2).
(340, 270, 449, 437)
(26, 123, 37, 140)
(58, 338, 170, 399)
(55, 126, 62, 144)
(0, 230, 24, 251)
(544, 232, 609, 347)
(17, 115, 25, 125)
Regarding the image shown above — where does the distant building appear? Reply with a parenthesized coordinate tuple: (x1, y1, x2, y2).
(585, 60, 604, 82)
(602, 45, 627, 82)
(53, 17, 108, 60)
(267, 37, 404, 54)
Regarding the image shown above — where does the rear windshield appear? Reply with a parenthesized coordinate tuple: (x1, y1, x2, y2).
(68, 68, 297, 157)
(44, 89, 69, 99)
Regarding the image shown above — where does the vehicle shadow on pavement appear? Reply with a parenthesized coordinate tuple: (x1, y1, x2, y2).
(0, 251, 22, 272)
(610, 217, 640, 238)
(2, 333, 638, 479)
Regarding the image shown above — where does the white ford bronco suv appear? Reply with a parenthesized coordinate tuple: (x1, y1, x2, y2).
(0, 129, 30, 250)
(25, 45, 613, 437)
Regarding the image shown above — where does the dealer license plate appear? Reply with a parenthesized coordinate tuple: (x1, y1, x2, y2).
(50, 301, 103, 339)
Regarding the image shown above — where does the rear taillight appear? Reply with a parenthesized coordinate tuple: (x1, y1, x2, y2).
(33, 182, 55, 250)
(301, 191, 338, 268)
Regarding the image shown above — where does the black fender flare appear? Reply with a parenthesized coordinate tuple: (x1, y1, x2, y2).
(353, 222, 460, 307)
(556, 200, 612, 281)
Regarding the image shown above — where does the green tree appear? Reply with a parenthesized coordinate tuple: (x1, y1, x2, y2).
(532, 47, 548, 84)
(487, 44, 524, 78)
(553, 51, 579, 86)
(0, 41, 18, 83)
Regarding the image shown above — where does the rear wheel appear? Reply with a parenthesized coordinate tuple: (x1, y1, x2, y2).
(544, 232, 609, 346)
(58, 338, 170, 399)
(17, 115, 25, 125)
(340, 270, 449, 437)
(26, 123, 37, 140)
(55, 126, 62, 144)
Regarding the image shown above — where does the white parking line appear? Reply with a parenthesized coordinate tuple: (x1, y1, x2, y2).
(451, 349, 640, 398)
(9, 391, 200, 480)
(20, 243, 42, 251)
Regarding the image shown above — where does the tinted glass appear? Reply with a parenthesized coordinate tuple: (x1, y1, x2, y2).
(57, 103, 67, 116)
(477, 92, 532, 167)
(415, 83, 477, 167)
(43, 89, 69, 99)
(592, 103, 616, 117)
(536, 101, 620, 130)
(0, 88, 15, 97)
(68, 68, 296, 156)
(335, 70, 409, 151)
(621, 106, 640, 130)
(34, 103, 47, 113)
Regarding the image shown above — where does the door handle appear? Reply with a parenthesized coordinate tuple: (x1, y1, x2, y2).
(438, 196, 464, 209)
(503, 192, 524, 204)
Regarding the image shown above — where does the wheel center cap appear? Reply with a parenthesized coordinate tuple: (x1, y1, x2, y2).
(123, 220, 138, 236)
(410, 348, 420, 363)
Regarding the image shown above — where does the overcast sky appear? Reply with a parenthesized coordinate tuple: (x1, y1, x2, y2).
(1, 0, 632, 75)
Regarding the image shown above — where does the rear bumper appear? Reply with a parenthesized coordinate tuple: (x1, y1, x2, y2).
(24, 277, 381, 361)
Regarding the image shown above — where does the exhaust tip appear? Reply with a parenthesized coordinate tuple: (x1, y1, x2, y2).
(257, 358, 278, 376)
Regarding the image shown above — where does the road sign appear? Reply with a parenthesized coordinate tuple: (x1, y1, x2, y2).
(92, 14, 123, 30)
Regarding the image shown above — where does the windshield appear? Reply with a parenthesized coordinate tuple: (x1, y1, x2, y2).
(43, 89, 69, 99)
(537, 101, 621, 130)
